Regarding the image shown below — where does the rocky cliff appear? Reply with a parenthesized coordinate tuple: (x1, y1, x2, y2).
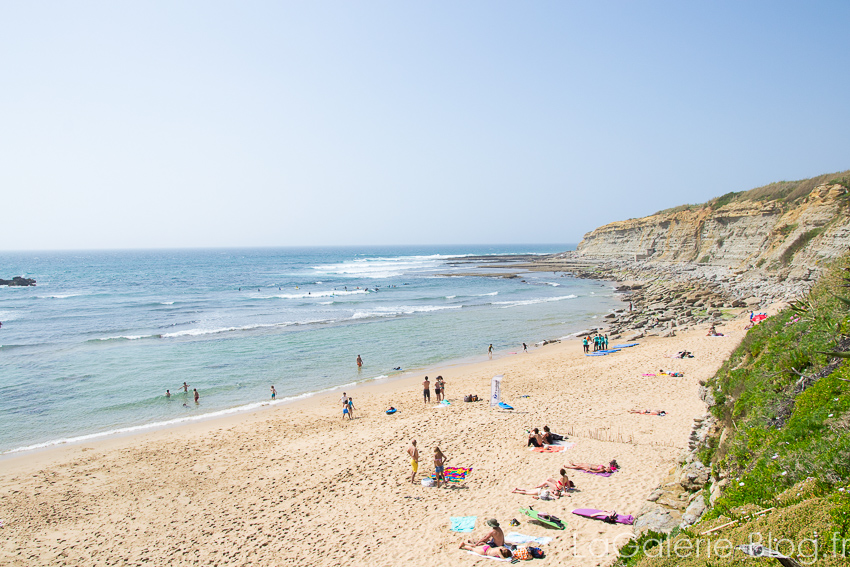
(577, 181, 850, 283)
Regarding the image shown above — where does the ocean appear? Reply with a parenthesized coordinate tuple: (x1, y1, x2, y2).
(0, 245, 620, 454)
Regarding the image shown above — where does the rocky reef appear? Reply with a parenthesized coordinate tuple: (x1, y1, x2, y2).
(0, 276, 36, 286)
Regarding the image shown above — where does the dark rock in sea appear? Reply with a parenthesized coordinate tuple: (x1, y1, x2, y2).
(0, 276, 36, 286)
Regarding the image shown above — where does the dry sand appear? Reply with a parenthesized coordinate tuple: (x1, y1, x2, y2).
(0, 316, 752, 566)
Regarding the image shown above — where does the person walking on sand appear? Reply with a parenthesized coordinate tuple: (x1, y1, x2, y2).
(193, 388, 199, 403)
(488, 344, 493, 358)
(523, 342, 528, 353)
(408, 440, 419, 484)
(434, 447, 448, 488)
(271, 385, 276, 400)
(422, 376, 431, 403)
(356, 354, 363, 369)
(347, 396, 355, 418)
(342, 398, 351, 420)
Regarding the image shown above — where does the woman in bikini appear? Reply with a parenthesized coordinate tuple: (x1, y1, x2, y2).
(512, 469, 572, 497)
(434, 376, 444, 402)
(458, 542, 512, 558)
(434, 447, 448, 488)
(565, 459, 619, 473)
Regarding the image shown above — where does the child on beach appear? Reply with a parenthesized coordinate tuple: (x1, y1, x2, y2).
(343, 399, 351, 420)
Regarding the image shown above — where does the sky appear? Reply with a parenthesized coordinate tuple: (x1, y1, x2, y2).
(2, 1, 849, 250)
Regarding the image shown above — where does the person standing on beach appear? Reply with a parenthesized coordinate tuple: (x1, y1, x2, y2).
(408, 440, 419, 483)
(583, 337, 589, 353)
(523, 342, 528, 353)
(488, 344, 493, 358)
(193, 388, 199, 403)
(422, 376, 431, 403)
(356, 354, 363, 369)
(271, 385, 276, 400)
(343, 398, 351, 420)
(434, 447, 448, 488)
(347, 396, 355, 419)
(341, 392, 348, 405)
(434, 376, 443, 402)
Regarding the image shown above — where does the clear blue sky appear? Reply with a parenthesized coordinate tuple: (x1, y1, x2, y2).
(2, 1, 848, 250)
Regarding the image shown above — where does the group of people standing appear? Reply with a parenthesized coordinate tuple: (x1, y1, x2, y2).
(341, 392, 355, 420)
(582, 333, 609, 353)
(422, 375, 446, 403)
(407, 439, 449, 487)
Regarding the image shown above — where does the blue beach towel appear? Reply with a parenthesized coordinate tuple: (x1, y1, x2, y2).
(450, 516, 477, 532)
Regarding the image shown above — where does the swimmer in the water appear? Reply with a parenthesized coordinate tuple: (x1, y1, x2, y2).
(165, 390, 171, 398)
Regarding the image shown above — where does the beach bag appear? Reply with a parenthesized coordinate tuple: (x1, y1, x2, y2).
(464, 395, 471, 402)
(513, 547, 532, 560)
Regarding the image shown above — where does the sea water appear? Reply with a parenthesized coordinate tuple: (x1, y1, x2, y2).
(0, 245, 620, 454)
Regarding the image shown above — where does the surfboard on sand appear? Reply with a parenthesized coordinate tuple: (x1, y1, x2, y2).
(520, 507, 566, 530)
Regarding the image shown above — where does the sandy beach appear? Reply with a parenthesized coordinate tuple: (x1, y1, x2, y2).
(0, 315, 751, 567)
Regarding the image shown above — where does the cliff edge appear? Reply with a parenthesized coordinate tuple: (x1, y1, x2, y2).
(575, 173, 850, 301)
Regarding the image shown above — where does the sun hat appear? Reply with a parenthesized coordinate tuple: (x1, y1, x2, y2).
(485, 518, 500, 528)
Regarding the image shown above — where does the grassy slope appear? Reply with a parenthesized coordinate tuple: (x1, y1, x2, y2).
(620, 252, 850, 566)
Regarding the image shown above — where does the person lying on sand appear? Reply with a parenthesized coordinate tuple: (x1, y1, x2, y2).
(511, 486, 559, 499)
(512, 469, 573, 498)
(458, 542, 512, 559)
(629, 409, 667, 416)
(565, 460, 619, 474)
(466, 518, 505, 547)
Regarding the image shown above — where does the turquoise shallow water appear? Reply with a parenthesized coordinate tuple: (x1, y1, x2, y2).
(0, 245, 620, 454)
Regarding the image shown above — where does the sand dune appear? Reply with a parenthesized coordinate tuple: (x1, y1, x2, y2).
(0, 317, 749, 566)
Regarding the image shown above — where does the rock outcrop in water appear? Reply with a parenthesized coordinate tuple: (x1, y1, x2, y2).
(0, 276, 36, 286)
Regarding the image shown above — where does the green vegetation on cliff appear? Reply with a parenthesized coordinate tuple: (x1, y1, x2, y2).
(621, 253, 850, 566)
(654, 170, 850, 215)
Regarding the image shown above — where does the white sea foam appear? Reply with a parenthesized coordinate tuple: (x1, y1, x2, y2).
(477, 292, 498, 297)
(37, 293, 82, 299)
(160, 301, 175, 305)
(263, 289, 368, 300)
(445, 295, 457, 299)
(544, 282, 561, 287)
(97, 334, 156, 341)
(310, 254, 453, 279)
(350, 304, 462, 320)
(493, 294, 578, 308)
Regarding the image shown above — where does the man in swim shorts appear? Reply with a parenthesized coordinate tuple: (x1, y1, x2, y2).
(270, 385, 276, 400)
(422, 376, 431, 403)
(408, 439, 419, 483)
(193, 388, 199, 403)
(356, 354, 363, 368)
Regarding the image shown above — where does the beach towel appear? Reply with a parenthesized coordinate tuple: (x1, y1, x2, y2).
(450, 516, 476, 532)
(520, 507, 566, 530)
(530, 442, 575, 453)
(464, 551, 512, 562)
(572, 509, 634, 525)
(433, 466, 472, 484)
(505, 533, 553, 545)
(582, 470, 613, 477)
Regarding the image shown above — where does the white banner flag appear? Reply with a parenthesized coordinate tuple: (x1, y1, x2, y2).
(490, 375, 502, 406)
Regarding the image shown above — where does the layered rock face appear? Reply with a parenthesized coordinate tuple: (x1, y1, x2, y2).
(577, 184, 849, 280)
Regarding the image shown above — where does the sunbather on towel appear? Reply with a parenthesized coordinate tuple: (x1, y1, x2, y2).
(466, 518, 505, 547)
(565, 460, 619, 474)
(512, 469, 573, 498)
(458, 542, 512, 559)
